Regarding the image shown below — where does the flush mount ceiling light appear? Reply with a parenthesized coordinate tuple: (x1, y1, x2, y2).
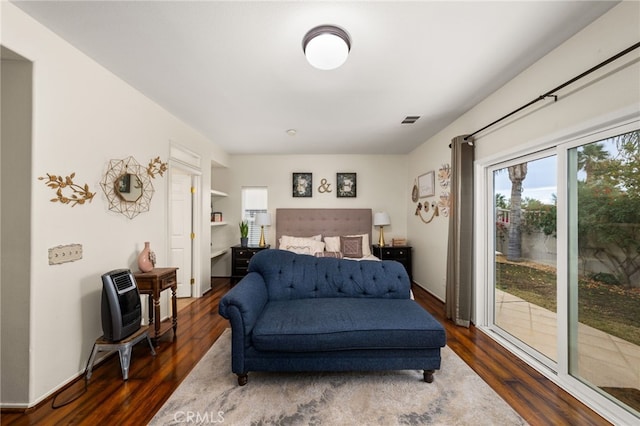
(302, 25, 351, 70)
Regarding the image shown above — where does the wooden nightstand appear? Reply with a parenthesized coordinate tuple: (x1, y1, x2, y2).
(231, 245, 270, 284)
(372, 245, 413, 282)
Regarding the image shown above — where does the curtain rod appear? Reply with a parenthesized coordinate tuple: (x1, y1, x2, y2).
(464, 41, 640, 141)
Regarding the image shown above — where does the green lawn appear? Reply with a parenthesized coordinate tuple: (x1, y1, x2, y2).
(496, 261, 640, 347)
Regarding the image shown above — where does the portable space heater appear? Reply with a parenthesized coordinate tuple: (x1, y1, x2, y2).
(101, 269, 142, 341)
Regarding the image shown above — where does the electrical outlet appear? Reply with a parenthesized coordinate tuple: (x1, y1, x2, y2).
(49, 244, 83, 265)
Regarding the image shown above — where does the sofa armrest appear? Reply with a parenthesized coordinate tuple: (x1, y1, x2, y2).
(219, 272, 269, 334)
(218, 272, 269, 374)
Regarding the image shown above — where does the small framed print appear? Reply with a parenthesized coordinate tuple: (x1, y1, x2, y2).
(418, 171, 435, 198)
(337, 172, 357, 198)
(292, 172, 312, 197)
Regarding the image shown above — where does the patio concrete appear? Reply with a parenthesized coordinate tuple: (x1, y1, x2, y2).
(495, 289, 640, 390)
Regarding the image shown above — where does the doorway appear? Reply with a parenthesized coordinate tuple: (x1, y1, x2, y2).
(169, 167, 194, 298)
(168, 143, 203, 299)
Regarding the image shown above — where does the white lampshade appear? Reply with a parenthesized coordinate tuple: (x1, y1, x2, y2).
(255, 212, 271, 227)
(303, 25, 351, 70)
(373, 212, 391, 227)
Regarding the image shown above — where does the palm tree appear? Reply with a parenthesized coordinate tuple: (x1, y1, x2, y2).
(495, 193, 508, 209)
(507, 163, 528, 262)
(577, 143, 608, 184)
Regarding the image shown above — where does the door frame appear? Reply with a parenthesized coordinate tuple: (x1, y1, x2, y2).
(474, 110, 640, 425)
(167, 143, 202, 297)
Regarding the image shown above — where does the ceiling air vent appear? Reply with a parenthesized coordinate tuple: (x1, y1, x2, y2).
(401, 116, 420, 124)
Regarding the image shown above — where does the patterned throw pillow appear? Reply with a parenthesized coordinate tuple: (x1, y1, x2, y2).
(281, 237, 325, 255)
(325, 234, 371, 256)
(314, 251, 343, 259)
(279, 235, 322, 249)
(346, 233, 372, 256)
(340, 236, 363, 258)
(285, 245, 313, 255)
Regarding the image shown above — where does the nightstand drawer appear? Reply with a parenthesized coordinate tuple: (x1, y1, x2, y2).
(234, 266, 249, 276)
(234, 248, 259, 259)
(234, 257, 252, 268)
(380, 248, 409, 260)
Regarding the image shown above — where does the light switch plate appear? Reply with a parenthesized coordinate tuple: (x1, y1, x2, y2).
(49, 244, 83, 265)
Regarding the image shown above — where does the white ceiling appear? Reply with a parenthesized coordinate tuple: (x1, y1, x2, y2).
(12, 1, 617, 155)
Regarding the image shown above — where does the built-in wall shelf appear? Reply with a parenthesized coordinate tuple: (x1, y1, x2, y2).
(211, 189, 229, 261)
(211, 248, 228, 259)
(211, 189, 228, 197)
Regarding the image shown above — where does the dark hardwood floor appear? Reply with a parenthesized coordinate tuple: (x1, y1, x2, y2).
(1, 278, 610, 425)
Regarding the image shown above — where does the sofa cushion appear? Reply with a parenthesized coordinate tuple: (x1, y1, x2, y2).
(252, 298, 446, 353)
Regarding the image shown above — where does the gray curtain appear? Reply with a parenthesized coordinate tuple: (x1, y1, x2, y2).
(445, 135, 475, 327)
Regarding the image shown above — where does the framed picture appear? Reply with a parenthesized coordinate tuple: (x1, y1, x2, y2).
(337, 172, 357, 198)
(418, 171, 435, 198)
(292, 172, 312, 197)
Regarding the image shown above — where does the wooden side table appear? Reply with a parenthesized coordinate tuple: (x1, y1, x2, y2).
(372, 245, 413, 282)
(134, 267, 178, 344)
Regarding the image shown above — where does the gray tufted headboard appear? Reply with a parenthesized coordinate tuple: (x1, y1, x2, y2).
(275, 208, 372, 247)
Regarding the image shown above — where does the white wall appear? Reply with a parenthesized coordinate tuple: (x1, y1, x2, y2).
(1, 48, 33, 405)
(407, 2, 640, 301)
(0, 3, 228, 407)
(212, 154, 409, 276)
(406, 141, 452, 297)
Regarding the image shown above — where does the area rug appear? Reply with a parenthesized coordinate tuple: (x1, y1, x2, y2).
(150, 329, 527, 425)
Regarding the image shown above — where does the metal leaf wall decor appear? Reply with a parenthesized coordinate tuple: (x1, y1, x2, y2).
(147, 156, 168, 179)
(38, 172, 95, 207)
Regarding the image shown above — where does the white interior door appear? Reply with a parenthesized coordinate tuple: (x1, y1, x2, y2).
(170, 169, 193, 297)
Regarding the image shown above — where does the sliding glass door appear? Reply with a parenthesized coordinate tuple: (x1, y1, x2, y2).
(567, 132, 640, 415)
(492, 153, 558, 365)
(487, 127, 640, 421)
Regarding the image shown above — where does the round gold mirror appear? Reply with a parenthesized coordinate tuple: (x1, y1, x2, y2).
(115, 173, 143, 202)
(100, 156, 155, 219)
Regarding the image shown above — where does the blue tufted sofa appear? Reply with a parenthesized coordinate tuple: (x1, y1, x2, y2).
(218, 249, 446, 385)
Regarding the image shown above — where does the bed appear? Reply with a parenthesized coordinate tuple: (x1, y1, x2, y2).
(274, 208, 378, 260)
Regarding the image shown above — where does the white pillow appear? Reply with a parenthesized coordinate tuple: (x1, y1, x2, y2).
(278, 234, 322, 248)
(280, 236, 325, 255)
(324, 234, 371, 256)
(324, 236, 341, 252)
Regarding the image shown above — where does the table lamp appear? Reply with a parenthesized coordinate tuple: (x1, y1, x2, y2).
(373, 212, 391, 247)
(255, 212, 271, 248)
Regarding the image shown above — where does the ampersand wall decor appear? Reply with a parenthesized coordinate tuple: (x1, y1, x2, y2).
(318, 178, 332, 193)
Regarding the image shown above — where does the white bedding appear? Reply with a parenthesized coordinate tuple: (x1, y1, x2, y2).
(344, 254, 380, 261)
